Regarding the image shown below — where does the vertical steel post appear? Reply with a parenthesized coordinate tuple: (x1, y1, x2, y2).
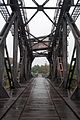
(0, 41, 9, 98)
(27, 58, 32, 80)
(27, 58, 30, 80)
(20, 55, 25, 83)
(49, 61, 52, 79)
(62, 18, 68, 88)
(0, 43, 4, 86)
(71, 39, 80, 99)
(51, 55, 54, 81)
(13, 17, 20, 87)
(28, 59, 32, 79)
(74, 39, 80, 97)
(76, 40, 80, 88)
(52, 49, 56, 80)
(50, 59, 54, 81)
(50, 62, 52, 80)
(24, 46, 28, 81)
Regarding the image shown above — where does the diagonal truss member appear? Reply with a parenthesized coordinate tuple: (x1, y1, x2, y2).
(25, 0, 56, 26)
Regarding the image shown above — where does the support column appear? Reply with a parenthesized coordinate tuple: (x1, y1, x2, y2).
(0, 41, 9, 98)
(51, 62, 54, 81)
(28, 59, 32, 79)
(19, 43, 25, 83)
(20, 55, 25, 83)
(76, 40, 80, 89)
(27, 58, 30, 80)
(71, 39, 80, 99)
(51, 63, 54, 81)
(52, 50, 56, 80)
(49, 61, 52, 79)
(62, 18, 68, 88)
(13, 17, 20, 87)
(53, 48, 58, 81)
(27, 59, 32, 80)
(24, 46, 28, 81)
(52, 55, 54, 80)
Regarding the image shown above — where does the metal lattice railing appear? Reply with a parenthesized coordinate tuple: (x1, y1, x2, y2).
(0, 0, 29, 36)
(52, 0, 63, 32)
(67, 0, 80, 35)
(18, 0, 29, 31)
(0, 0, 14, 35)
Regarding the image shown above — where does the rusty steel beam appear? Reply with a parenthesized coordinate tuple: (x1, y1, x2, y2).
(33, 47, 50, 51)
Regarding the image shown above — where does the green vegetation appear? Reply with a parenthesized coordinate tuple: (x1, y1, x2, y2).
(4, 60, 78, 89)
(31, 64, 49, 76)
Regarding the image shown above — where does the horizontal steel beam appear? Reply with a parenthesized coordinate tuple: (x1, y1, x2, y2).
(33, 53, 48, 57)
(0, 2, 79, 7)
(30, 40, 51, 42)
(33, 55, 47, 57)
(32, 47, 50, 51)
(29, 35, 49, 40)
(19, 7, 61, 9)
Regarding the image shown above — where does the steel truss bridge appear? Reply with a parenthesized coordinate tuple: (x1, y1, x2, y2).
(0, 0, 80, 119)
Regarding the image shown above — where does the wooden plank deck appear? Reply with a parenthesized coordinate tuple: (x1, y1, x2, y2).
(0, 76, 80, 120)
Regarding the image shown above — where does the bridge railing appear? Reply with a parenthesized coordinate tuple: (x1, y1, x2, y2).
(67, 0, 80, 36)
(0, 0, 14, 35)
(51, 0, 63, 32)
(18, 0, 30, 32)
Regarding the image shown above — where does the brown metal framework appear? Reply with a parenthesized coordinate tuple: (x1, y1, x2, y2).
(0, 0, 80, 99)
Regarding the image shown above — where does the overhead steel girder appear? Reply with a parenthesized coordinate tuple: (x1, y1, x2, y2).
(30, 39, 51, 43)
(29, 35, 50, 42)
(32, 0, 49, 7)
(65, 13, 80, 41)
(27, 32, 51, 42)
(33, 55, 48, 58)
(24, 0, 56, 26)
(0, 12, 16, 45)
(33, 53, 48, 58)
(33, 47, 50, 51)
(19, 6, 61, 10)
(31, 41, 48, 48)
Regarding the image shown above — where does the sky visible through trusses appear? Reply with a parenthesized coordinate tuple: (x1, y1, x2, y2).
(0, 0, 80, 66)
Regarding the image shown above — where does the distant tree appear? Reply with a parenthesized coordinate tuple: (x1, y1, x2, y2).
(31, 64, 49, 75)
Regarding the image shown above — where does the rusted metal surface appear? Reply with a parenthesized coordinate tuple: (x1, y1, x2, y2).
(0, 76, 79, 120)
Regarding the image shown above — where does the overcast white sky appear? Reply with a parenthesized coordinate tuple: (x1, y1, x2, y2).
(0, 0, 79, 66)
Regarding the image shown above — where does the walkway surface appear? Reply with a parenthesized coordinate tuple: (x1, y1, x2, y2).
(0, 76, 79, 120)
